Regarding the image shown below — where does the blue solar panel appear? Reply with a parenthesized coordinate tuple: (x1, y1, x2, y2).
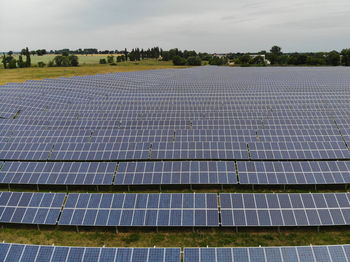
(237, 161, 350, 185)
(0, 192, 65, 225)
(220, 193, 350, 227)
(59, 193, 219, 227)
(115, 161, 237, 185)
(184, 245, 350, 262)
(0, 243, 181, 262)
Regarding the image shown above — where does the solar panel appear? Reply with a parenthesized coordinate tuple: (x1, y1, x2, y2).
(115, 161, 237, 185)
(0, 192, 65, 225)
(220, 193, 350, 227)
(183, 245, 350, 262)
(237, 161, 350, 185)
(59, 193, 219, 227)
(0, 162, 117, 185)
(0, 243, 181, 262)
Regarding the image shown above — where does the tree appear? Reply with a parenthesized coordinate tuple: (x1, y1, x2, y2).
(107, 56, 114, 64)
(68, 55, 79, 66)
(117, 55, 125, 62)
(187, 56, 202, 66)
(8, 57, 17, 68)
(99, 58, 107, 64)
(18, 55, 25, 68)
(326, 51, 340, 66)
(25, 47, 31, 67)
(277, 55, 289, 65)
(124, 48, 128, 61)
(54, 56, 64, 66)
(341, 49, 350, 66)
(250, 56, 265, 65)
(172, 55, 186, 65)
(8, 51, 13, 56)
(270, 45, 282, 56)
(238, 54, 250, 64)
(2, 54, 8, 69)
(38, 61, 46, 67)
(306, 56, 326, 66)
(209, 56, 228, 66)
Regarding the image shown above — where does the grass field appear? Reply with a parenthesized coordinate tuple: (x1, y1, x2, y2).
(12, 54, 122, 65)
(1, 227, 350, 248)
(0, 59, 187, 85)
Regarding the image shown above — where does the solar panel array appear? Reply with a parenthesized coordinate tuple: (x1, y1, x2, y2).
(237, 161, 350, 185)
(220, 193, 350, 227)
(1, 67, 350, 186)
(184, 245, 350, 262)
(59, 193, 219, 227)
(0, 192, 65, 225)
(2, 67, 350, 258)
(0, 162, 116, 185)
(2, 67, 350, 164)
(115, 161, 236, 185)
(1, 191, 349, 228)
(1, 243, 350, 262)
(0, 243, 181, 262)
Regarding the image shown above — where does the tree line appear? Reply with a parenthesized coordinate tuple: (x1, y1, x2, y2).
(2, 46, 350, 69)
(1, 48, 79, 69)
(228, 46, 350, 66)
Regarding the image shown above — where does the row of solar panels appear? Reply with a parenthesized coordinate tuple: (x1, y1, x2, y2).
(0, 243, 180, 262)
(1, 161, 350, 186)
(1, 128, 346, 144)
(1, 192, 350, 227)
(1, 243, 350, 262)
(2, 118, 347, 131)
(1, 141, 350, 161)
(5, 111, 350, 123)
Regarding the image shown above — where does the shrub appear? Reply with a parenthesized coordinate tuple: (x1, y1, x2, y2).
(209, 56, 228, 66)
(99, 58, 107, 64)
(48, 60, 54, 67)
(107, 56, 114, 64)
(187, 56, 202, 66)
(8, 58, 17, 69)
(341, 49, 350, 66)
(172, 55, 186, 66)
(117, 55, 125, 62)
(38, 61, 46, 67)
(68, 55, 79, 66)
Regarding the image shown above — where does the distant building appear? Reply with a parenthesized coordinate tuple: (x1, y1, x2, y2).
(249, 54, 270, 65)
(213, 53, 226, 58)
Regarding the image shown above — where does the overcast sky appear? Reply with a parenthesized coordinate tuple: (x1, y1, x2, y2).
(1, 0, 350, 53)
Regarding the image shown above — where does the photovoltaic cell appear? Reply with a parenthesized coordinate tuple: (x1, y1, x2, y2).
(220, 193, 350, 227)
(115, 161, 237, 185)
(59, 193, 219, 227)
(0, 191, 65, 225)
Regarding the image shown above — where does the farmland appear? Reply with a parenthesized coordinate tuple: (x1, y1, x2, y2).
(0, 59, 188, 85)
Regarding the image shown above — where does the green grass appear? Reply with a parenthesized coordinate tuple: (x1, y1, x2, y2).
(0, 59, 188, 85)
(1, 227, 350, 248)
(12, 54, 122, 65)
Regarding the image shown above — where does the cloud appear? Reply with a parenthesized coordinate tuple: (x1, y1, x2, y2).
(1, 0, 349, 52)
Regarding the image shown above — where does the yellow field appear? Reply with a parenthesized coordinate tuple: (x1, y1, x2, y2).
(0, 60, 187, 85)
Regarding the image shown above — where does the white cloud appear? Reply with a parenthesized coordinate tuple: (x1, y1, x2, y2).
(1, 0, 349, 52)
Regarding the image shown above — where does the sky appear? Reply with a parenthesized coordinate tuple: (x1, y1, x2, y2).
(1, 0, 350, 53)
